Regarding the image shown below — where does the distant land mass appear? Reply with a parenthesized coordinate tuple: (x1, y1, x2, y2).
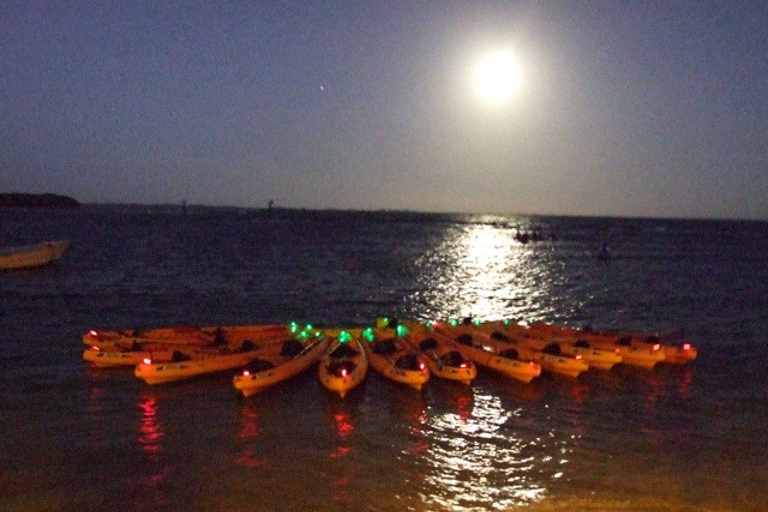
(0, 193, 80, 208)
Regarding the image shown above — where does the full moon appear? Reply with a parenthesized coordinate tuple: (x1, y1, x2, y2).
(472, 49, 521, 104)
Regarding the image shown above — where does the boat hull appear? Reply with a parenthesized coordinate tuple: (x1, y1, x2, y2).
(318, 335, 369, 398)
(83, 346, 176, 367)
(0, 239, 69, 270)
(479, 321, 623, 371)
(233, 337, 328, 397)
(525, 322, 668, 369)
(427, 323, 541, 383)
(134, 339, 288, 385)
(399, 325, 477, 385)
(83, 323, 296, 350)
(360, 331, 429, 391)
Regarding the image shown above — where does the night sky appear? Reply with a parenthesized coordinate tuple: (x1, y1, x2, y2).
(2, 1, 767, 219)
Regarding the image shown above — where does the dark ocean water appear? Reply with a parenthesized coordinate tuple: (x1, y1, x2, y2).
(1, 205, 766, 512)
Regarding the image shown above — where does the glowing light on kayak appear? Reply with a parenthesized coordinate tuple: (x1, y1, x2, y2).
(143, 358, 152, 365)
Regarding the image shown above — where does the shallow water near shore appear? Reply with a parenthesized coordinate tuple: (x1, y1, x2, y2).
(1, 205, 766, 511)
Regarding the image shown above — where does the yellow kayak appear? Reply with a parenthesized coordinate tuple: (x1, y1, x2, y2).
(135, 349, 261, 385)
(318, 331, 369, 398)
(233, 331, 328, 397)
(83, 323, 296, 350)
(376, 319, 477, 385)
(481, 331, 589, 378)
(525, 321, 667, 370)
(83, 344, 178, 367)
(479, 321, 617, 373)
(134, 329, 300, 384)
(427, 321, 541, 384)
(360, 327, 430, 391)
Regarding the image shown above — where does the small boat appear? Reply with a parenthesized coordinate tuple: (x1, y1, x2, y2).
(360, 326, 430, 391)
(0, 239, 69, 270)
(377, 318, 477, 385)
(525, 322, 668, 370)
(233, 331, 328, 397)
(83, 343, 178, 367)
(318, 330, 369, 398)
(84, 323, 310, 369)
(479, 320, 623, 371)
(661, 341, 698, 364)
(536, 339, 621, 371)
(83, 323, 297, 350)
(596, 329, 697, 365)
(439, 319, 588, 379)
(426, 321, 541, 384)
(481, 329, 589, 378)
(596, 241, 611, 260)
(134, 334, 289, 385)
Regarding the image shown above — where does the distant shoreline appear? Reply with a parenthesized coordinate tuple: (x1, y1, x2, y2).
(0, 193, 80, 208)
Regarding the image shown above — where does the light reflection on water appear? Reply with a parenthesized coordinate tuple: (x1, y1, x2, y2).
(419, 391, 556, 511)
(411, 222, 560, 321)
(135, 393, 170, 510)
(329, 410, 354, 460)
(236, 405, 267, 468)
(137, 395, 163, 458)
(323, 401, 358, 510)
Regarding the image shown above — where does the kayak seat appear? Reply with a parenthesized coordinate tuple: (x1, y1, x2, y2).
(455, 333, 473, 346)
(499, 348, 519, 360)
(330, 343, 357, 358)
(440, 351, 465, 367)
(419, 338, 439, 351)
(373, 338, 397, 355)
(172, 350, 191, 362)
(239, 340, 257, 352)
(542, 343, 562, 355)
(245, 359, 275, 373)
(280, 339, 304, 357)
(395, 353, 421, 370)
(490, 331, 510, 342)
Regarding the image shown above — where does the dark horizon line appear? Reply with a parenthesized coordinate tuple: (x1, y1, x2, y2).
(69, 200, 767, 223)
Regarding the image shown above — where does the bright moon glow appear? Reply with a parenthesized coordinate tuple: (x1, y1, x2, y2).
(473, 50, 521, 104)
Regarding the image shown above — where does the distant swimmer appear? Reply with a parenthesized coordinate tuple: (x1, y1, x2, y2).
(596, 241, 611, 260)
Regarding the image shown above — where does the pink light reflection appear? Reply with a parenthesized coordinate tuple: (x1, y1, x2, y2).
(236, 405, 267, 468)
(138, 396, 164, 458)
(329, 410, 355, 460)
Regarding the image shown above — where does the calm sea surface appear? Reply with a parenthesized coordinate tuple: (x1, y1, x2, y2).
(1, 205, 766, 512)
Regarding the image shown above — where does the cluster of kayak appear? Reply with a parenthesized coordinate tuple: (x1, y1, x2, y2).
(82, 317, 697, 398)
